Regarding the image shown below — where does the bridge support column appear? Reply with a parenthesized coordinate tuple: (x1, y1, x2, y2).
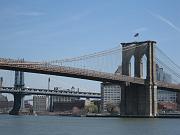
(49, 96, 53, 112)
(9, 93, 23, 115)
(9, 70, 25, 115)
(120, 83, 157, 117)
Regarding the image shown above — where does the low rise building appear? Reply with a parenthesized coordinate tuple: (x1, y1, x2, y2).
(51, 86, 80, 111)
(33, 96, 47, 112)
(0, 94, 9, 113)
(156, 65, 177, 111)
(53, 100, 85, 112)
(101, 66, 121, 113)
(53, 96, 79, 103)
(101, 82, 121, 113)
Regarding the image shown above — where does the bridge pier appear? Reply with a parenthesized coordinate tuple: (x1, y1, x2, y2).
(9, 93, 23, 115)
(9, 70, 25, 115)
(120, 82, 157, 117)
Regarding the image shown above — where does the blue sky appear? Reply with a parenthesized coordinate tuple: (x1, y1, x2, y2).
(0, 0, 180, 100)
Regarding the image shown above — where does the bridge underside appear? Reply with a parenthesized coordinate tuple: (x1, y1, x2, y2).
(120, 83, 157, 117)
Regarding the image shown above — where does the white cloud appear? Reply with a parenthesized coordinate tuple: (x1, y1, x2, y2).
(0, 7, 45, 17)
(149, 11, 180, 33)
(16, 11, 45, 16)
(64, 10, 93, 23)
(132, 27, 148, 33)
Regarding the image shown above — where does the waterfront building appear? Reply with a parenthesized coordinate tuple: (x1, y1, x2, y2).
(101, 82, 121, 113)
(52, 86, 79, 103)
(0, 94, 9, 113)
(50, 86, 80, 111)
(53, 96, 79, 103)
(53, 100, 85, 112)
(101, 66, 121, 113)
(33, 96, 47, 112)
(156, 65, 177, 111)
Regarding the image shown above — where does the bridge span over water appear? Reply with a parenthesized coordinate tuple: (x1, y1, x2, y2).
(0, 86, 101, 98)
(0, 40, 180, 117)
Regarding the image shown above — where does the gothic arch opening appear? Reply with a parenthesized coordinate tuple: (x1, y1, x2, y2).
(141, 54, 147, 79)
(129, 55, 135, 77)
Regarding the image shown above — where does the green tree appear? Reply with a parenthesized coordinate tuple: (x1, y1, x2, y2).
(106, 102, 120, 115)
(85, 102, 98, 113)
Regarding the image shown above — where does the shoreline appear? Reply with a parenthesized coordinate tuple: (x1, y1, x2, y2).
(2, 113, 180, 118)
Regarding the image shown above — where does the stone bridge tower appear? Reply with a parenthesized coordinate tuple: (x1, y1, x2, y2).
(9, 71, 24, 115)
(120, 41, 157, 117)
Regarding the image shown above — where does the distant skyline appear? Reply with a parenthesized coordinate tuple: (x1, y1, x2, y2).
(0, 0, 180, 100)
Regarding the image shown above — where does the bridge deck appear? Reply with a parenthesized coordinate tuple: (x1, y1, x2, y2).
(0, 60, 144, 84)
(0, 87, 101, 98)
(157, 81, 180, 92)
(1, 59, 180, 92)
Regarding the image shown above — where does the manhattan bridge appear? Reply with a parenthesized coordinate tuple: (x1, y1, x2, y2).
(0, 40, 180, 117)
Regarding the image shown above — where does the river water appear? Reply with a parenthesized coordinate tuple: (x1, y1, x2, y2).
(0, 115, 180, 135)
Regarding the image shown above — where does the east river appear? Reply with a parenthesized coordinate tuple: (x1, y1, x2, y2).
(0, 115, 180, 135)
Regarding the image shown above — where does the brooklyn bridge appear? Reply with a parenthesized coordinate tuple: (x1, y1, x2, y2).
(0, 40, 180, 117)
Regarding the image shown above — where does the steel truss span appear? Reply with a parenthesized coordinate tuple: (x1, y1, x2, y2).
(0, 87, 101, 98)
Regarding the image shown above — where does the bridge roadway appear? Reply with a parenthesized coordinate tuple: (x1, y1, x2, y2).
(157, 81, 180, 92)
(0, 86, 101, 98)
(0, 58, 180, 92)
(0, 58, 145, 84)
